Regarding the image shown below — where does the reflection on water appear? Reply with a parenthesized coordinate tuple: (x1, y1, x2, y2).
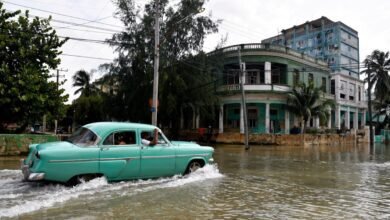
(0, 144, 390, 219)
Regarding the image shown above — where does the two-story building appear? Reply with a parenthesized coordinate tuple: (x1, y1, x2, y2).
(209, 43, 338, 134)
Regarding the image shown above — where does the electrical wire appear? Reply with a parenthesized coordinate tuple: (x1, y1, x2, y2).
(61, 53, 113, 61)
(2, 0, 125, 29)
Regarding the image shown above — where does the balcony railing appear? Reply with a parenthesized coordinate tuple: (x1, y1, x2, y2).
(217, 84, 336, 100)
(208, 43, 328, 67)
(217, 84, 291, 93)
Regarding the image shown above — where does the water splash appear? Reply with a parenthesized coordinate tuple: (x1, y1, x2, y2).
(0, 164, 223, 218)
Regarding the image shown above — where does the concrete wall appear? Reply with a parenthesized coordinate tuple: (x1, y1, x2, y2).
(216, 133, 357, 146)
(0, 134, 59, 156)
(178, 129, 361, 146)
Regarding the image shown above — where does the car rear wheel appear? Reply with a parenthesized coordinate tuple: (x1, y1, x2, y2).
(185, 160, 204, 175)
(66, 174, 101, 186)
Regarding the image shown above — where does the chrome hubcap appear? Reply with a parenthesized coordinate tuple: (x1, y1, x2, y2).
(189, 162, 201, 173)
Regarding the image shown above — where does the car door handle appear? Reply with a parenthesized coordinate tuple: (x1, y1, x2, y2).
(101, 147, 110, 151)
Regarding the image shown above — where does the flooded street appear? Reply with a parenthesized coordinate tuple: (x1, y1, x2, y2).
(1, 144, 390, 219)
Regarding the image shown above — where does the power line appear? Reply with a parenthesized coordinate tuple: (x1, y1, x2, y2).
(5, 9, 123, 33)
(50, 18, 122, 33)
(61, 53, 113, 61)
(2, 0, 124, 29)
(52, 26, 114, 35)
(55, 15, 113, 30)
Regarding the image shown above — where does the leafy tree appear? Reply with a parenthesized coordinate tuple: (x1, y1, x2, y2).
(286, 82, 335, 133)
(0, 3, 68, 131)
(100, 0, 219, 128)
(72, 69, 97, 97)
(73, 95, 105, 126)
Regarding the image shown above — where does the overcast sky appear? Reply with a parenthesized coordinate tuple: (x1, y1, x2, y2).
(3, 0, 390, 103)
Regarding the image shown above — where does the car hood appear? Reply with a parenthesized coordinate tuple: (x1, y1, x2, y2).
(170, 141, 213, 150)
(36, 141, 77, 151)
(170, 141, 200, 147)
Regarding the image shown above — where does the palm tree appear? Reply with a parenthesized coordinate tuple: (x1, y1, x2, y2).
(362, 50, 390, 147)
(72, 70, 97, 97)
(363, 50, 390, 103)
(372, 98, 390, 130)
(286, 82, 335, 134)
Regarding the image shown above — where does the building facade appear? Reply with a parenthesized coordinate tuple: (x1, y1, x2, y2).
(261, 16, 366, 131)
(210, 43, 340, 134)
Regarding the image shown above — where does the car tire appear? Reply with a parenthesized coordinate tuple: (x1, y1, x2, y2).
(66, 174, 100, 186)
(185, 160, 204, 175)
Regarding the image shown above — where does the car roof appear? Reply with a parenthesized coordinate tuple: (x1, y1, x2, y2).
(83, 122, 157, 138)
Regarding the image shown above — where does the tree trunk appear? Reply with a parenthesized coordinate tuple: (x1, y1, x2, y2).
(301, 119, 305, 134)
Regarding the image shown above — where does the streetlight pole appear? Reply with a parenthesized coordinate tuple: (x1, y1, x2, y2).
(367, 67, 374, 150)
(238, 46, 249, 150)
(54, 68, 67, 135)
(152, 0, 160, 126)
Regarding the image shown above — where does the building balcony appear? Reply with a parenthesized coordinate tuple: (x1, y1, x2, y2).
(217, 84, 291, 93)
(208, 43, 329, 67)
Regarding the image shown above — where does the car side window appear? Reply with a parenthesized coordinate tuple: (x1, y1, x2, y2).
(140, 130, 168, 145)
(140, 130, 153, 145)
(103, 131, 136, 146)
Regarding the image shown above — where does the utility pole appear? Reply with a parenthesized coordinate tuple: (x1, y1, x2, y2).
(151, 0, 160, 126)
(55, 68, 67, 90)
(367, 67, 374, 151)
(54, 68, 67, 135)
(238, 46, 249, 150)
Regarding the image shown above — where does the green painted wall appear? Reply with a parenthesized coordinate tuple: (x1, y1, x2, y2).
(225, 103, 287, 134)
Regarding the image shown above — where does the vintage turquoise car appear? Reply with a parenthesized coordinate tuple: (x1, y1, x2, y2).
(21, 122, 214, 184)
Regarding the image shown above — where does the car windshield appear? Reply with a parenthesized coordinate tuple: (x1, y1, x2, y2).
(67, 127, 99, 147)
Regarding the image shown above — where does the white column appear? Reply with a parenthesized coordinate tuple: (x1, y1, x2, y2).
(285, 110, 290, 134)
(240, 104, 244, 134)
(335, 105, 340, 129)
(334, 75, 340, 101)
(315, 117, 320, 128)
(345, 107, 350, 129)
(42, 115, 46, 132)
(219, 104, 224, 133)
(293, 115, 299, 127)
(180, 107, 184, 129)
(355, 84, 359, 104)
(362, 110, 366, 126)
(265, 103, 270, 133)
(195, 107, 200, 129)
(191, 105, 196, 129)
(353, 109, 359, 130)
(265, 62, 271, 84)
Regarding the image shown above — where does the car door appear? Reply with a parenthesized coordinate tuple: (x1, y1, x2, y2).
(139, 129, 176, 178)
(99, 130, 141, 181)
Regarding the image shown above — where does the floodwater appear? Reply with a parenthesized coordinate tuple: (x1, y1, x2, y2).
(0, 144, 390, 219)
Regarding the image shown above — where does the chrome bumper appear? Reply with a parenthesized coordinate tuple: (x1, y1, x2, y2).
(20, 159, 45, 181)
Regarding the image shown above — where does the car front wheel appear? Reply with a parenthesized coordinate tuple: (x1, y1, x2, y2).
(185, 160, 204, 175)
